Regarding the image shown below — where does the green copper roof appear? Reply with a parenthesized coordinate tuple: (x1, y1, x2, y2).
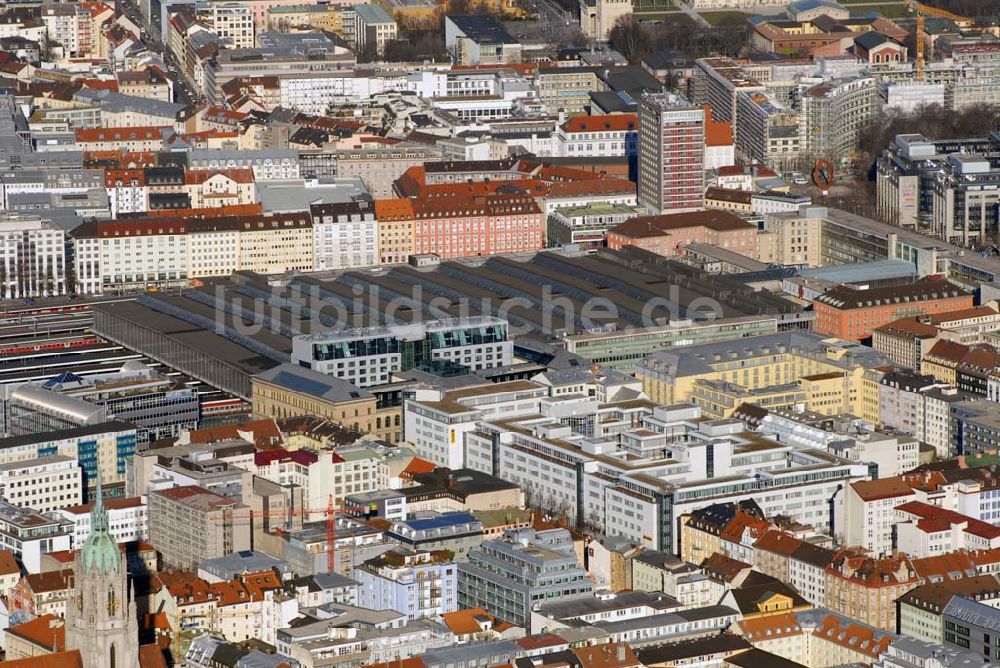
(79, 469, 120, 574)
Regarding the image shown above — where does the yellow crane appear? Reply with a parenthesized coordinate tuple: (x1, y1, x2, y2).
(907, 1, 975, 81)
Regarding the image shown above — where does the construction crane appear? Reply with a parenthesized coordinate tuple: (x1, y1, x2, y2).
(207, 497, 341, 573)
(908, 1, 975, 81)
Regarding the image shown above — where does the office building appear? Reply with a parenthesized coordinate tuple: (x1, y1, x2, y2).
(637, 93, 705, 213)
(0, 456, 82, 513)
(445, 15, 521, 66)
(813, 277, 973, 341)
(458, 528, 592, 627)
(292, 317, 513, 387)
(0, 213, 67, 299)
(0, 422, 137, 495)
(148, 485, 251, 569)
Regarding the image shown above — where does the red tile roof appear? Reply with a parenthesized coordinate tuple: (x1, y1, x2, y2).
(561, 114, 637, 134)
(0, 650, 82, 668)
(7, 615, 65, 652)
(898, 500, 1000, 540)
(61, 496, 144, 515)
(75, 126, 170, 143)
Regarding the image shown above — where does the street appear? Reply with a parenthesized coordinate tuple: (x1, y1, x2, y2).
(118, 0, 198, 105)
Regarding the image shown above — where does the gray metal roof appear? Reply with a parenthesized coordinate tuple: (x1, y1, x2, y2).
(9, 384, 106, 424)
(254, 363, 373, 402)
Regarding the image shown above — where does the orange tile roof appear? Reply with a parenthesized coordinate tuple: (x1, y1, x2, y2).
(7, 615, 65, 652)
(816, 614, 893, 657)
(611, 210, 754, 239)
(911, 551, 978, 581)
(561, 114, 637, 134)
(375, 198, 415, 221)
(61, 496, 144, 516)
(118, 204, 263, 219)
(241, 570, 282, 598)
(75, 126, 170, 143)
(187, 418, 282, 448)
(363, 658, 425, 668)
(0, 650, 82, 668)
(571, 642, 639, 668)
(451, 62, 547, 75)
(737, 611, 801, 642)
(873, 317, 940, 339)
(704, 105, 733, 147)
(721, 511, 770, 544)
(442, 608, 495, 635)
(753, 530, 803, 557)
(402, 456, 436, 477)
(516, 634, 567, 650)
(138, 644, 170, 668)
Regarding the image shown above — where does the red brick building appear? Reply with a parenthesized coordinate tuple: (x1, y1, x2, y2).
(606, 209, 758, 257)
(813, 277, 973, 341)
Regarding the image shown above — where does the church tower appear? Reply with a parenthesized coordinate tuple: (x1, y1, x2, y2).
(65, 470, 139, 668)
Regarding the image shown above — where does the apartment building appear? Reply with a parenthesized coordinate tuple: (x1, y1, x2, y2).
(72, 211, 315, 293)
(799, 77, 881, 163)
(0, 421, 137, 495)
(310, 201, 378, 271)
(895, 501, 1000, 558)
(203, 2, 254, 48)
(148, 485, 251, 569)
(250, 445, 387, 519)
(374, 198, 415, 264)
(824, 552, 918, 631)
(410, 194, 545, 259)
(841, 478, 917, 555)
(637, 92, 705, 214)
(0, 501, 72, 573)
(354, 548, 458, 621)
(330, 144, 438, 199)
(693, 58, 766, 127)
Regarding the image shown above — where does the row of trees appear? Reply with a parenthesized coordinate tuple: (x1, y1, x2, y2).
(608, 13, 750, 63)
(855, 103, 1000, 164)
(921, 0, 1000, 17)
